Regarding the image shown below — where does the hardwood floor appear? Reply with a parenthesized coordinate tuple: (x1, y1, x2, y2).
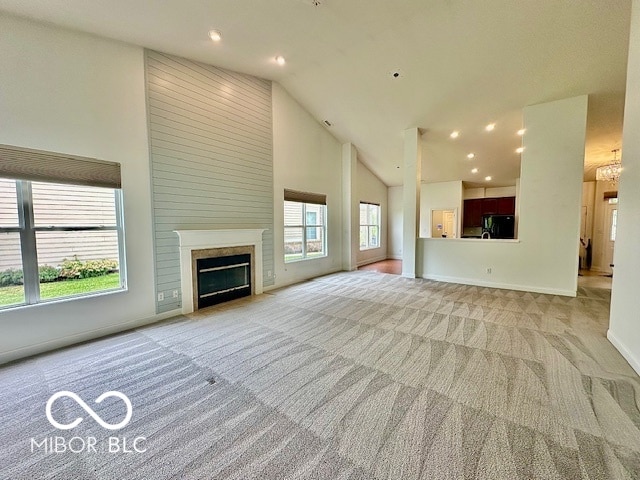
(359, 261, 613, 290)
(358, 259, 402, 275)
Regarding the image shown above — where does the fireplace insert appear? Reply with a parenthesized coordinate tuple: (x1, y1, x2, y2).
(196, 254, 251, 309)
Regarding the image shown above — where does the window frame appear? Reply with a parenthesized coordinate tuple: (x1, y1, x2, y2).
(0, 179, 126, 309)
(284, 200, 327, 263)
(359, 202, 381, 251)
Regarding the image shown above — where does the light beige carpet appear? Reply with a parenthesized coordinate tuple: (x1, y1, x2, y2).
(1, 271, 639, 479)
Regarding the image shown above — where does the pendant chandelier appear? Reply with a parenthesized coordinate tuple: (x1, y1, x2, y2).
(595, 149, 622, 183)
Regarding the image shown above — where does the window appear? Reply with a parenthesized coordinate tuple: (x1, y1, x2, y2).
(360, 202, 380, 250)
(284, 189, 327, 262)
(0, 144, 125, 309)
(306, 212, 317, 240)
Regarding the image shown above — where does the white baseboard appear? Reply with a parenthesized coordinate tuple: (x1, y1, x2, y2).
(607, 329, 640, 376)
(0, 309, 182, 365)
(388, 254, 402, 260)
(264, 268, 344, 292)
(420, 273, 576, 297)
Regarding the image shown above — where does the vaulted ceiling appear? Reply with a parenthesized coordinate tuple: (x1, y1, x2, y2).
(0, 0, 631, 186)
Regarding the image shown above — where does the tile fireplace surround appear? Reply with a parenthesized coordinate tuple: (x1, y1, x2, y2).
(174, 229, 266, 314)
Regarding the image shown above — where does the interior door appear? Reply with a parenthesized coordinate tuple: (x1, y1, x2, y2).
(604, 203, 618, 274)
(443, 210, 457, 238)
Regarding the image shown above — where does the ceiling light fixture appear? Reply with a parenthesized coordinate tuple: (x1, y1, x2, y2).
(596, 149, 622, 183)
(516, 147, 524, 153)
(485, 176, 492, 181)
(517, 128, 526, 136)
(485, 123, 496, 132)
(450, 131, 460, 139)
(467, 153, 475, 159)
(275, 55, 286, 66)
(208, 30, 222, 42)
(471, 168, 478, 174)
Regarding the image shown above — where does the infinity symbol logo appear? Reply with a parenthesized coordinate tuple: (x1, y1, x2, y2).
(45, 391, 133, 431)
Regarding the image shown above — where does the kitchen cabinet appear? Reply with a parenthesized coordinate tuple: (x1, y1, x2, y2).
(463, 196, 515, 227)
(463, 199, 483, 227)
(482, 198, 498, 215)
(497, 196, 515, 214)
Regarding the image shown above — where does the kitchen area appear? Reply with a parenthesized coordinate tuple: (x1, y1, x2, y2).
(461, 191, 516, 239)
(421, 180, 518, 241)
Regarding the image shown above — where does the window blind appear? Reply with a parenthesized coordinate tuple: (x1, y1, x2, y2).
(284, 189, 326, 205)
(0, 144, 121, 189)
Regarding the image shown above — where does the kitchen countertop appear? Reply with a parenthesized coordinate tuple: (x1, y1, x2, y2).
(421, 237, 520, 243)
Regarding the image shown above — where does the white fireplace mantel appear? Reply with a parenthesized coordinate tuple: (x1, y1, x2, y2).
(174, 229, 266, 314)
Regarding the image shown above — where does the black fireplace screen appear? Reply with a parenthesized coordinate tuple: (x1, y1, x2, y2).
(197, 254, 251, 309)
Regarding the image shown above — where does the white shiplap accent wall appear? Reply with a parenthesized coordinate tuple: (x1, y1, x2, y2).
(145, 51, 274, 313)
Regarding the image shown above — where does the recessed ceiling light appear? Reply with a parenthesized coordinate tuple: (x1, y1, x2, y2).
(517, 128, 526, 136)
(516, 147, 524, 153)
(485, 176, 492, 181)
(485, 123, 496, 132)
(467, 153, 475, 159)
(275, 55, 286, 66)
(208, 30, 222, 42)
(450, 131, 460, 139)
(471, 168, 478, 174)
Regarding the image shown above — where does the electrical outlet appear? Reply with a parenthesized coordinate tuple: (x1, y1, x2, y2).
(157, 292, 164, 301)
(486, 268, 492, 274)
(172, 290, 179, 298)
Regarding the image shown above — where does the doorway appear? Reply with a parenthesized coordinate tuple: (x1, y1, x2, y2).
(431, 209, 458, 238)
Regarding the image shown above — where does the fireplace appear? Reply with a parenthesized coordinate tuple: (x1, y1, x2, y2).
(197, 253, 251, 308)
(193, 247, 253, 309)
(174, 229, 265, 314)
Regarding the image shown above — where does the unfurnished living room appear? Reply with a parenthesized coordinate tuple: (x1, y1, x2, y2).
(1, 1, 640, 479)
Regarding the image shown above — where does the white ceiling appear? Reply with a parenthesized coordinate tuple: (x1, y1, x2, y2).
(0, 0, 631, 186)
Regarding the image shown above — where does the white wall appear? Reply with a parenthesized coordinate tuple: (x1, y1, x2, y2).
(387, 186, 403, 259)
(0, 15, 156, 363)
(464, 188, 485, 199)
(272, 83, 343, 287)
(418, 95, 588, 296)
(419, 181, 463, 238)
(357, 161, 388, 265)
(463, 186, 517, 199)
(609, 0, 640, 375)
(486, 186, 517, 198)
